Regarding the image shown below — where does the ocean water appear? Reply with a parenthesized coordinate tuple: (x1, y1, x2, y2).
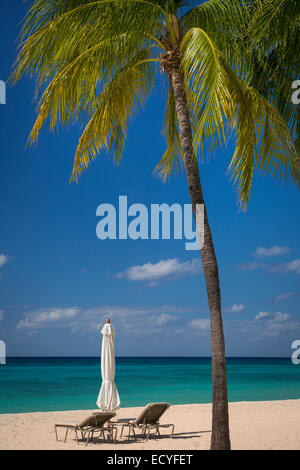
(0, 357, 299, 414)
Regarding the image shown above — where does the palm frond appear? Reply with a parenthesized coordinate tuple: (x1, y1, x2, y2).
(245, 0, 300, 149)
(180, 27, 232, 159)
(70, 51, 156, 180)
(28, 33, 153, 143)
(180, 0, 250, 72)
(10, 0, 167, 90)
(226, 68, 300, 208)
(154, 82, 183, 179)
(11, 0, 300, 202)
(248, 0, 300, 52)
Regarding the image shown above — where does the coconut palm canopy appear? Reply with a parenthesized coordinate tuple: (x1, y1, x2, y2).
(11, 0, 299, 208)
(244, 0, 300, 154)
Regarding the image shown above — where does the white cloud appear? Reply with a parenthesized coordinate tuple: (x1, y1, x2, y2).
(16, 304, 202, 335)
(237, 312, 300, 344)
(152, 313, 175, 327)
(243, 310, 298, 339)
(254, 311, 270, 321)
(252, 246, 290, 257)
(189, 318, 210, 330)
(269, 259, 300, 275)
(174, 328, 185, 335)
(255, 311, 290, 323)
(236, 262, 266, 271)
(273, 312, 290, 322)
(116, 258, 201, 282)
(0, 310, 3, 321)
(84, 304, 200, 319)
(0, 254, 9, 267)
(225, 304, 245, 314)
(148, 281, 161, 288)
(263, 312, 293, 338)
(237, 246, 292, 274)
(254, 310, 290, 327)
(275, 292, 296, 302)
(16, 307, 79, 330)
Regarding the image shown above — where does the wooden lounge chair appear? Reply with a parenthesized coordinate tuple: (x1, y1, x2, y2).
(119, 403, 174, 441)
(54, 411, 116, 446)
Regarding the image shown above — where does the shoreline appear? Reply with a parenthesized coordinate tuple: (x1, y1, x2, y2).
(1, 396, 300, 415)
(1, 399, 299, 450)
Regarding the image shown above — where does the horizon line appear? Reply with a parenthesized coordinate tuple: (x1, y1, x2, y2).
(5, 355, 293, 359)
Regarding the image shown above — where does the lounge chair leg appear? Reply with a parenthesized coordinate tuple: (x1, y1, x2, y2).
(85, 431, 91, 446)
(64, 428, 69, 443)
(110, 427, 117, 443)
(171, 425, 174, 438)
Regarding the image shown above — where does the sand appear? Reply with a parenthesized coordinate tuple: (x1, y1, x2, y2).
(0, 400, 299, 450)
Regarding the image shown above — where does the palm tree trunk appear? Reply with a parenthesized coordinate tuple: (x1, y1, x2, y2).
(170, 69, 231, 450)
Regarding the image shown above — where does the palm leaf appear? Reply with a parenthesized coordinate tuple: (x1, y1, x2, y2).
(180, 0, 250, 73)
(71, 50, 156, 180)
(226, 67, 300, 208)
(154, 82, 183, 179)
(28, 33, 153, 143)
(10, 0, 167, 90)
(180, 27, 232, 159)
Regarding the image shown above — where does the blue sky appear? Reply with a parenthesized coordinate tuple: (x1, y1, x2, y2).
(0, 1, 299, 357)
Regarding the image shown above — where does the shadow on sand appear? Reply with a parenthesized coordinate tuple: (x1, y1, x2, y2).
(73, 429, 212, 446)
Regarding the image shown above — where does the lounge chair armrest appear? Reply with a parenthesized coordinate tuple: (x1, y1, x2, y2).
(55, 424, 78, 429)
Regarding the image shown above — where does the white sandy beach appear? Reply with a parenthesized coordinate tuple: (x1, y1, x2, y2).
(0, 399, 299, 450)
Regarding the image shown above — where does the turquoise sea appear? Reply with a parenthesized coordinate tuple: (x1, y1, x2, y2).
(0, 357, 299, 414)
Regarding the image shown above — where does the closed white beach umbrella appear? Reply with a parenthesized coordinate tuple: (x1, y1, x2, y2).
(96, 320, 120, 411)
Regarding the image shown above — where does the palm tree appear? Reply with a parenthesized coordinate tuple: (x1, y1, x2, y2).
(245, 0, 300, 153)
(11, 0, 299, 449)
